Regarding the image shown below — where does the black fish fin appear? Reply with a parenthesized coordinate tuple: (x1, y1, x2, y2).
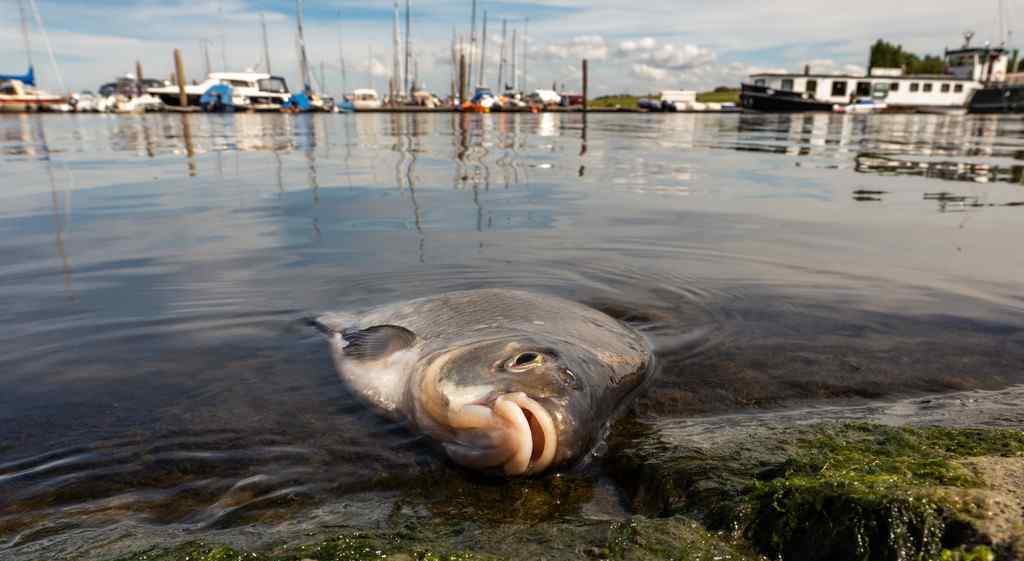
(341, 325, 417, 360)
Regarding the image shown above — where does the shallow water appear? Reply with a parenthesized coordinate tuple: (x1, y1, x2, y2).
(2, 112, 1024, 558)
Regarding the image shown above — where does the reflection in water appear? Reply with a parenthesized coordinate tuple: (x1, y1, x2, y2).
(856, 152, 1024, 185)
(3, 112, 1024, 559)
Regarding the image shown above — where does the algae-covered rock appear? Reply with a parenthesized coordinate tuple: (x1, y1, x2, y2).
(101, 516, 758, 561)
(606, 419, 1024, 561)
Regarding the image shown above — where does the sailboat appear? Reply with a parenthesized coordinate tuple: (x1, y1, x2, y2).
(2, 0, 65, 112)
(286, 0, 335, 111)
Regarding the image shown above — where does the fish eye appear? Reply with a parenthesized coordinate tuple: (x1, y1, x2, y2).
(507, 352, 543, 371)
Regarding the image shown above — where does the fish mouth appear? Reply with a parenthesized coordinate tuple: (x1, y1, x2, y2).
(442, 392, 558, 476)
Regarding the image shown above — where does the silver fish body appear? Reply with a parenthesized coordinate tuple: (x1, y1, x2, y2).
(315, 289, 654, 476)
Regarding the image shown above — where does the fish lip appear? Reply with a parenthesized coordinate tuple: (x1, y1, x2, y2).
(494, 392, 558, 476)
(442, 393, 558, 476)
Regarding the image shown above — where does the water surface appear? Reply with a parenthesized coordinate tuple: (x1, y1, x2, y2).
(2, 112, 1024, 558)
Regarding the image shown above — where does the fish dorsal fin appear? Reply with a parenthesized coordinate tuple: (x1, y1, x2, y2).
(341, 325, 417, 360)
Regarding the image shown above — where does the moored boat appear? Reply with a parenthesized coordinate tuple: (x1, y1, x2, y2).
(0, 78, 65, 112)
(351, 88, 382, 110)
(148, 72, 292, 110)
(740, 83, 834, 112)
(966, 84, 1024, 113)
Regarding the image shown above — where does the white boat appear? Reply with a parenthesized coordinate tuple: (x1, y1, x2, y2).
(351, 88, 382, 110)
(834, 96, 888, 113)
(148, 72, 292, 110)
(0, 79, 64, 112)
(110, 93, 164, 113)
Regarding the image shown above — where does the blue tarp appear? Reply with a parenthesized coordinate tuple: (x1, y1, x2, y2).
(199, 84, 233, 112)
(285, 92, 312, 111)
(0, 66, 35, 86)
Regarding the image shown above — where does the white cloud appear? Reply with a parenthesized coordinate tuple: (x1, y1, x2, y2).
(543, 35, 609, 61)
(631, 63, 668, 81)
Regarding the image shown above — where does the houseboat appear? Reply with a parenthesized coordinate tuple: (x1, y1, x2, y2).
(741, 37, 1010, 112)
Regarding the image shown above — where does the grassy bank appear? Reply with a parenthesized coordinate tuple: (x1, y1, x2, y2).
(587, 89, 740, 109)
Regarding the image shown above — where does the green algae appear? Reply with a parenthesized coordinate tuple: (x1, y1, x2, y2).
(605, 419, 1024, 561)
(746, 424, 1024, 561)
(99, 516, 758, 561)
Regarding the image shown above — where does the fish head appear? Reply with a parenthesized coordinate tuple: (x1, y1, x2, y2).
(412, 333, 652, 476)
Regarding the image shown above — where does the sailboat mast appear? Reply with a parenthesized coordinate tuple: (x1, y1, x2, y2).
(523, 18, 528, 94)
(404, 0, 411, 95)
(17, 0, 33, 69)
(296, 0, 312, 93)
(468, 0, 477, 91)
(201, 39, 212, 75)
(498, 19, 507, 92)
(218, 0, 228, 70)
(392, 0, 401, 102)
(511, 28, 517, 92)
(478, 11, 488, 87)
(339, 41, 348, 94)
(261, 13, 272, 74)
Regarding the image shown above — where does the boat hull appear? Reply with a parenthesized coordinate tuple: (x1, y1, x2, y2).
(740, 83, 833, 112)
(967, 85, 1024, 114)
(0, 95, 65, 112)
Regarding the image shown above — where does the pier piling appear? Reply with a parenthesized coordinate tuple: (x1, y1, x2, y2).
(135, 61, 144, 97)
(582, 59, 588, 114)
(173, 49, 187, 108)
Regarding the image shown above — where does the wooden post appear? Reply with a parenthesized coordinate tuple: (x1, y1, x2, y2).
(173, 49, 188, 107)
(582, 59, 588, 113)
(135, 61, 144, 97)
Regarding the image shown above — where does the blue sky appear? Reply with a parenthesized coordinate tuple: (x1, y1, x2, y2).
(2, 0, 1016, 95)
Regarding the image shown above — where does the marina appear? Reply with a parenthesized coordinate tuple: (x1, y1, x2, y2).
(4, 0, 1024, 560)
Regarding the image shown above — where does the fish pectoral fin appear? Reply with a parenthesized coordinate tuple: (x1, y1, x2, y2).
(341, 325, 417, 360)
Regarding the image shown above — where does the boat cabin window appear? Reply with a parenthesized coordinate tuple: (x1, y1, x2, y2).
(831, 81, 847, 96)
(954, 84, 964, 93)
(781, 79, 794, 91)
(890, 82, 899, 92)
(223, 79, 254, 88)
(805, 79, 818, 95)
(923, 83, 933, 93)
(754, 79, 766, 86)
(258, 78, 288, 93)
(940, 83, 950, 93)
(910, 82, 920, 92)
(0, 83, 17, 94)
(856, 81, 871, 96)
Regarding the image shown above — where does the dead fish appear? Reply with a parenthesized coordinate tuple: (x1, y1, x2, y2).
(314, 289, 655, 476)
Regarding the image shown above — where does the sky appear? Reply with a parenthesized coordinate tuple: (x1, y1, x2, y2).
(1, 0, 1017, 96)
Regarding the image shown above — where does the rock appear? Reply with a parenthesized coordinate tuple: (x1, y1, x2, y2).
(606, 418, 1024, 561)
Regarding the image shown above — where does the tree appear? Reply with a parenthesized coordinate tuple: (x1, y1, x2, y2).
(869, 39, 945, 75)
